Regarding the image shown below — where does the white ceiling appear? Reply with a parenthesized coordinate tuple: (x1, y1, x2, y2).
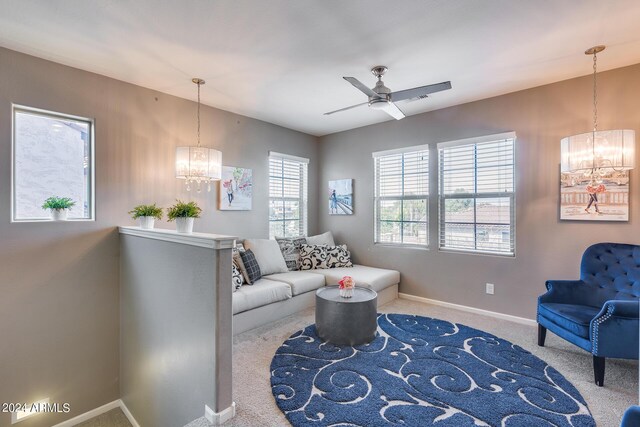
(1, 0, 640, 136)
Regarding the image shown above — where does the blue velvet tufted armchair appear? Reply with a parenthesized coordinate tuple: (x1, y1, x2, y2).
(537, 242, 639, 387)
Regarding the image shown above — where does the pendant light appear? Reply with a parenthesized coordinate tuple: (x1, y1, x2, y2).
(175, 78, 222, 192)
(561, 46, 635, 178)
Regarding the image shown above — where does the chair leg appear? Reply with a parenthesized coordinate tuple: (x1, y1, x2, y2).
(593, 356, 605, 387)
(537, 324, 547, 347)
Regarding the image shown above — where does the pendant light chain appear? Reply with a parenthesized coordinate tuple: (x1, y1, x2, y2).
(197, 80, 201, 147)
(589, 50, 598, 179)
(592, 51, 598, 133)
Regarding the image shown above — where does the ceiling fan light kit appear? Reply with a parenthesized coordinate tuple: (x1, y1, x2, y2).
(325, 65, 452, 120)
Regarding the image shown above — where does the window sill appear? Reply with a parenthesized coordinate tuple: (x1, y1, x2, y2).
(438, 247, 515, 258)
(374, 243, 429, 251)
(11, 218, 95, 223)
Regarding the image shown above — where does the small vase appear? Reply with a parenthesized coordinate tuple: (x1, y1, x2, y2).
(175, 217, 195, 234)
(50, 209, 69, 221)
(339, 288, 353, 298)
(139, 216, 155, 230)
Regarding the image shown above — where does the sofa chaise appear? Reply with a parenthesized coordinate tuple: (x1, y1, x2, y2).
(231, 234, 399, 335)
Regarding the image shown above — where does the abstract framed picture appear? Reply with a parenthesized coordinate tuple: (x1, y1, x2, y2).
(560, 170, 629, 221)
(219, 166, 252, 211)
(328, 179, 353, 215)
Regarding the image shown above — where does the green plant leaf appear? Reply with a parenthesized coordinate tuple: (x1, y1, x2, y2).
(129, 204, 163, 220)
(166, 200, 202, 221)
(42, 196, 76, 210)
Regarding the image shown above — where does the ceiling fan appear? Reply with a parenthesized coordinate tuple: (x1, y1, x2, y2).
(324, 66, 452, 120)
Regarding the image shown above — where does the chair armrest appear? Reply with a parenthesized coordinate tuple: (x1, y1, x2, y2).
(594, 300, 639, 319)
(539, 280, 588, 305)
(590, 300, 640, 358)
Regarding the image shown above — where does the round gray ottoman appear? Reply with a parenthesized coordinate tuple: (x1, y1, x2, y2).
(315, 286, 378, 346)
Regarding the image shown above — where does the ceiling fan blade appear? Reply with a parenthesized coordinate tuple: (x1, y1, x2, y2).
(343, 77, 381, 98)
(390, 81, 452, 102)
(324, 102, 368, 115)
(380, 102, 405, 120)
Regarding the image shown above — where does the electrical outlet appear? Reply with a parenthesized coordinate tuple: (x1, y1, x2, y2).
(486, 283, 495, 295)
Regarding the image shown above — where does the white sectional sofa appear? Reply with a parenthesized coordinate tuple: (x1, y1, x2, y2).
(233, 265, 400, 335)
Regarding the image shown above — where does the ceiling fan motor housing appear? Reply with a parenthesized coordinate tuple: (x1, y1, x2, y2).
(369, 65, 391, 107)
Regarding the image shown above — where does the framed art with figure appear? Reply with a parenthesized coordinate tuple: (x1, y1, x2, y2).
(220, 166, 252, 211)
(560, 170, 629, 221)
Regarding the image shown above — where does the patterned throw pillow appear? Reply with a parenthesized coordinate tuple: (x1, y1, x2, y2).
(298, 244, 328, 270)
(276, 237, 307, 271)
(326, 244, 353, 268)
(232, 263, 243, 291)
(239, 249, 262, 283)
(233, 244, 251, 284)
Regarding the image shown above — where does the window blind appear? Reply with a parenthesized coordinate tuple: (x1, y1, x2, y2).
(438, 135, 515, 256)
(269, 152, 308, 238)
(373, 145, 429, 247)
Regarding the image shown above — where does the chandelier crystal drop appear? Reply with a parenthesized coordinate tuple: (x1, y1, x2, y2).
(175, 78, 222, 192)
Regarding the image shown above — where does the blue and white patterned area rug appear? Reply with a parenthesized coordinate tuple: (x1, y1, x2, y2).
(270, 314, 595, 427)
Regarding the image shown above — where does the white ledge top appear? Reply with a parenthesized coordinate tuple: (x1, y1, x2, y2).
(119, 226, 237, 250)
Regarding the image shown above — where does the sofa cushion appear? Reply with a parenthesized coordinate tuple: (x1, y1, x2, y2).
(312, 265, 400, 292)
(233, 279, 292, 314)
(306, 231, 335, 246)
(239, 249, 262, 284)
(299, 244, 329, 270)
(538, 303, 601, 339)
(276, 237, 307, 271)
(232, 264, 243, 291)
(265, 272, 326, 296)
(325, 244, 353, 268)
(243, 239, 289, 275)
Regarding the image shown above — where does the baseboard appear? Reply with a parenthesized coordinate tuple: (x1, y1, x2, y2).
(50, 399, 139, 427)
(119, 400, 141, 427)
(398, 292, 537, 326)
(205, 402, 236, 425)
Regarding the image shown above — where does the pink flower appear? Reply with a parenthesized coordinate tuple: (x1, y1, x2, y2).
(339, 276, 354, 289)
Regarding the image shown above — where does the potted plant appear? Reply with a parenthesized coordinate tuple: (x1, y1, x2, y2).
(42, 196, 76, 221)
(167, 200, 202, 234)
(128, 204, 163, 229)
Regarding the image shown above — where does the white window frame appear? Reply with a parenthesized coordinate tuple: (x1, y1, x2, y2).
(373, 144, 430, 248)
(268, 151, 308, 238)
(437, 132, 516, 257)
(11, 104, 96, 222)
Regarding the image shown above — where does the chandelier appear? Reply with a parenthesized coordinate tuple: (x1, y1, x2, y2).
(175, 78, 222, 192)
(560, 46, 635, 178)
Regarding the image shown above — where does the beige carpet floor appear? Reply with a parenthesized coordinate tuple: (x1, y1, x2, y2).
(85, 298, 638, 427)
(221, 298, 637, 427)
(74, 408, 132, 427)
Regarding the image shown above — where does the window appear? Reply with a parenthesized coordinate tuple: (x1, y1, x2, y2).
(373, 145, 429, 247)
(438, 132, 515, 256)
(269, 152, 308, 238)
(12, 106, 95, 221)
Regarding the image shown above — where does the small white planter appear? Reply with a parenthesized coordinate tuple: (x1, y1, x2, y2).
(50, 209, 69, 221)
(139, 216, 155, 229)
(339, 288, 353, 298)
(175, 217, 195, 234)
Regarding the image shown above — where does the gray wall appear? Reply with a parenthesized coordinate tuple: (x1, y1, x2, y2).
(0, 47, 318, 427)
(119, 235, 232, 427)
(319, 63, 640, 320)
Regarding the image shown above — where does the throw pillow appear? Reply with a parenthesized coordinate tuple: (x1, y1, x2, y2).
(276, 237, 307, 271)
(306, 231, 335, 246)
(326, 244, 353, 268)
(239, 249, 262, 284)
(243, 238, 289, 275)
(232, 263, 243, 291)
(299, 244, 328, 270)
(232, 245, 251, 284)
